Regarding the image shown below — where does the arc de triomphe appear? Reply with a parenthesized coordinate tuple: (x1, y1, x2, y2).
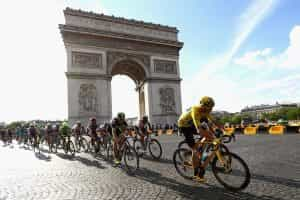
(59, 8, 183, 126)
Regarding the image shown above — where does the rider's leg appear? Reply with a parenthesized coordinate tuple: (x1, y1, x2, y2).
(112, 130, 120, 163)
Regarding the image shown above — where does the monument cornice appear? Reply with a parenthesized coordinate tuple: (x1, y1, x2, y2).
(64, 7, 178, 33)
(59, 24, 183, 49)
(65, 72, 112, 80)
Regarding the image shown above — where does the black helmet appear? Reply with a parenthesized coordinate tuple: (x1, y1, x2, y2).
(142, 115, 148, 122)
(117, 112, 125, 120)
(89, 117, 96, 122)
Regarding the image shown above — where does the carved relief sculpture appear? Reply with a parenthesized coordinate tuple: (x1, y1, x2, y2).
(154, 59, 177, 74)
(72, 51, 102, 68)
(107, 51, 150, 71)
(159, 87, 176, 113)
(79, 84, 98, 113)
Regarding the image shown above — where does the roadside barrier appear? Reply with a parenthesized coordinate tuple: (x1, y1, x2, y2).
(166, 129, 174, 135)
(244, 126, 257, 135)
(269, 125, 285, 135)
(157, 129, 164, 136)
(224, 127, 235, 135)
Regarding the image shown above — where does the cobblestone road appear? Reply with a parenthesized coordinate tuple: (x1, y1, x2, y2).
(0, 134, 299, 200)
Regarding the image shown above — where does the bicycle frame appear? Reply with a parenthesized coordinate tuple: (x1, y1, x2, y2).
(197, 138, 228, 169)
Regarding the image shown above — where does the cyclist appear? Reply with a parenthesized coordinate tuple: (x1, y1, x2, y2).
(45, 123, 54, 151)
(111, 112, 128, 164)
(72, 121, 85, 139)
(137, 115, 152, 149)
(59, 122, 71, 147)
(87, 117, 99, 152)
(28, 123, 38, 146)
(178, 96, 219, 182)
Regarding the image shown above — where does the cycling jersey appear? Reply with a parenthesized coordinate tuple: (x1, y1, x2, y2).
(60, 125, 71, 137)
(112, 118, 128, 137)
(138, 120, 151, 135)
(178, 105, 213, 130)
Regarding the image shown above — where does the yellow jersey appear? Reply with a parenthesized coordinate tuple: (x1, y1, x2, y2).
(178, 105, 213, 129)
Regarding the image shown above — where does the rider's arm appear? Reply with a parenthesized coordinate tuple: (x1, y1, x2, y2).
(191, 107, 201, 133)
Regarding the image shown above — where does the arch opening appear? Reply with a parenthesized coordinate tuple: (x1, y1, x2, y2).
(111, 59, 147, 123)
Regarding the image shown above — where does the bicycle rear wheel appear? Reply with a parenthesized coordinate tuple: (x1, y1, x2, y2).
(173, 148, 194, 179)
(212, 152, 250, 191)
(149, 139, 162, 160)
(123, 145, 139, 174)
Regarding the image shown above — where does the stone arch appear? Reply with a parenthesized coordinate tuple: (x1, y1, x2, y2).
(110, 58, 148, 84)
(60, 8, 183, 126)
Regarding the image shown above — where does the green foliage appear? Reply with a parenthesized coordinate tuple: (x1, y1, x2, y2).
(7, 121, 25, 129)
(261, 107, 300, 121)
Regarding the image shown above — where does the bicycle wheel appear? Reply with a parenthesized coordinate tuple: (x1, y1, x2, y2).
(68, 141, 76, 156)
(133, 139, 144, 157)
(173, 148, 194, 179)
(178, 140, 190, 149)
(212, 152, 250, 191)
(106, 142, 113, 160)
(148, 139, 162, 160)
(80, 138, 89, 153)
(123, 145, 139, 174)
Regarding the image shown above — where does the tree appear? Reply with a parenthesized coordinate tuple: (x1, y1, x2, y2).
(231, 115, 242, 124)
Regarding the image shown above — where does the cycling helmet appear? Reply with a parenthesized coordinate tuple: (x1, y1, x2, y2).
(89, 117, 96, 122)
(62, 122, 68, 127)
(200, 96, 215, 108)
(76, 121, 81, 125)
(117, 112, 125, 120)
(142, 115, 148, 122)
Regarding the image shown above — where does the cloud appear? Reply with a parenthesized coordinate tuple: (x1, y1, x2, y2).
(182, 0, 279, 112)
(0, 0, 107, 123)
(234, 25, 300, 69)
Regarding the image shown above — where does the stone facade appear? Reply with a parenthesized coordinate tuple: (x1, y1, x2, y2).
(60, 8, 183, 126)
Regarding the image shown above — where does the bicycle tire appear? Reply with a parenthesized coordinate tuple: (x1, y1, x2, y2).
(212, 152, 250, 191)
(80, 138, 89, 153)
(123, 145, 139, 174)
(173, 148, 194, 179)
(68, 141, 76, 156)
(133, 139, 144, 157)
(106, 142, 113, 160)
(149, 138, 162, 160)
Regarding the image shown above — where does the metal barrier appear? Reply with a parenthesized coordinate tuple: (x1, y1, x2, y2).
(269, 125, 285, 135)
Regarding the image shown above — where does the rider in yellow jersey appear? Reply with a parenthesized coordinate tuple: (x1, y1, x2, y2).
(178, 96, 218, 182)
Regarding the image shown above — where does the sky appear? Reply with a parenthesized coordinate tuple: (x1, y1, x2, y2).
(0, 0, 299, 123)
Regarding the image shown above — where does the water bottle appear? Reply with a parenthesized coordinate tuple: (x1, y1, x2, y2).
(201, 152, 208, 161)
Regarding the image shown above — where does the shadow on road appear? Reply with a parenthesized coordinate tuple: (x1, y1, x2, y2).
(141, 154, 173, 165)
(34, 152, 51, 161)
(135, 167, 284, 200)
(75, 155, 106, 169)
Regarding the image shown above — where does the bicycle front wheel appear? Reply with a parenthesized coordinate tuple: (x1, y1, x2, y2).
(68, 141, 76, 156)
(212, 152, 250, 191)
(123, 145, 139, 174)
(149, 139, 162, 160)
(133, 139, 144, 157)
(173, 148, 194, 179)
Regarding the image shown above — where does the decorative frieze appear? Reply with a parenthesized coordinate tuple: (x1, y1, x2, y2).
(72, 51, 102, 68)
(78, 84, 98, 113)
(107, 51, 150, 70)
(154, 59, 177, 74)
(159, 87, 176, 113)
